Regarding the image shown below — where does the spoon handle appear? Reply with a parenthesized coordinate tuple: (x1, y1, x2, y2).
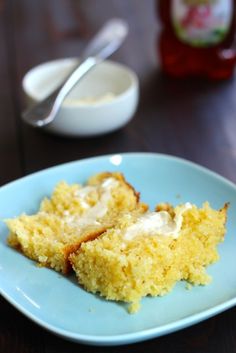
(22, 19, 128, 128)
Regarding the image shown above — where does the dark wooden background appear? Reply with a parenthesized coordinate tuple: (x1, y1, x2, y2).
(1, 0, 236, 352)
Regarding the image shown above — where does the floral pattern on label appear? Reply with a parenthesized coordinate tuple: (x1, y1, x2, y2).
(171, 0, 233, 46)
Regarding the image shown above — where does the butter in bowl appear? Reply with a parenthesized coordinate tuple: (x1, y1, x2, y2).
(22, 58, 139, 137)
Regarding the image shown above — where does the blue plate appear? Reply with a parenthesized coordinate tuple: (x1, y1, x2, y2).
(1, 153, 236, 346)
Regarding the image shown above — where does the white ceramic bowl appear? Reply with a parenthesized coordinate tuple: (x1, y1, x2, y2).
(22, 58, 139, 137)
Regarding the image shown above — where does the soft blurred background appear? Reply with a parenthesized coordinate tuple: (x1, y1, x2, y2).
(1, 0, 236, 185)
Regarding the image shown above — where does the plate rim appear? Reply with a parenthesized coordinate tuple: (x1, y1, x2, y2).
(0, 286, 236, 346)
(1, 152, 236, 192)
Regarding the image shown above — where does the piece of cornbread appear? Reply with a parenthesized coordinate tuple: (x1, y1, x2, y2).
(6, 172, 144, 273)
(70, 202, 228, 313)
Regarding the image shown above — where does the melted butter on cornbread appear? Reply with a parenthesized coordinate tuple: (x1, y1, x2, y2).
(124, 202, 192, 240)
(64, 177, 119, 228)
(70, 201, 227, 313)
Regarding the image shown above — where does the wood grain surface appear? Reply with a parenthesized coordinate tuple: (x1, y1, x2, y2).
(1, 0, 236, 352)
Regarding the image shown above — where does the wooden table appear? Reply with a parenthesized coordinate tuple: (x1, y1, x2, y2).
(1, 0, 236, 352)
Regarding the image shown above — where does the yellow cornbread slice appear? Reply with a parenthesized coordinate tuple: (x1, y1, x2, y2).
(69, 202, 228, 313)
(6, 172, 144, 274)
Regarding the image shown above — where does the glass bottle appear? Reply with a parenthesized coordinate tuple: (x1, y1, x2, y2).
(158, 0, 236, 79)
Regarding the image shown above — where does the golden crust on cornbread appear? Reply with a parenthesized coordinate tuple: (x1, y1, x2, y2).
(6, 172, 144, 274)
(69, 202, 228, 313)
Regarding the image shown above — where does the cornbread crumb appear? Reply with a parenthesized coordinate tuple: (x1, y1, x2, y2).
(6, 172, 143, 273)
(88, 307, 96, 313)
(70, 202, 228, 312)
(185, 283, 193, 290)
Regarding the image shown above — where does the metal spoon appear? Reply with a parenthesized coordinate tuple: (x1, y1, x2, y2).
(22, 19, 128, 128)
